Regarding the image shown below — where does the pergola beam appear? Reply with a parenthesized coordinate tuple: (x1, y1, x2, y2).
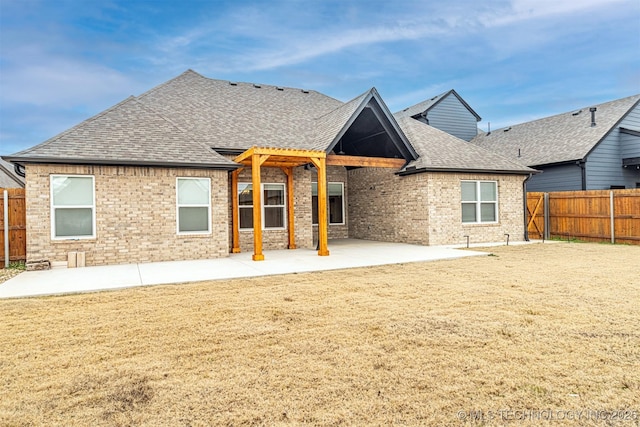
(326, 154, 406, 168)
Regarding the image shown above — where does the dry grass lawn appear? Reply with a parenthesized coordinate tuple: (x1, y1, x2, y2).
(1, 242, 639, 426)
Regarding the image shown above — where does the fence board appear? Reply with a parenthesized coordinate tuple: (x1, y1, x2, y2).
(527, 189, 640, 245)
(0, 188, 26, 267)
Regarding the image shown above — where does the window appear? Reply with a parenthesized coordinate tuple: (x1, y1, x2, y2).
(177, 178, 211, 234)
(461, 181, 498, 223)
(238, 183, 286, 229)
(51, 175, 95, 239)
(312, 182, 345, 225)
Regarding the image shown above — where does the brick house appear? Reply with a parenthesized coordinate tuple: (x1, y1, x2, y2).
(3, 70, 534, 267)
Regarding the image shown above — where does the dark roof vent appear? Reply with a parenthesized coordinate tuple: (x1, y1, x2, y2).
(301, 89, 309, 94)
(504, 127, 512, 132)
(572, 109, 582, 116)
(276, 86, 284, 91)
(253, 84, 261, 88)
(229, 81, 238, 86)
(590, 107, 597, 127)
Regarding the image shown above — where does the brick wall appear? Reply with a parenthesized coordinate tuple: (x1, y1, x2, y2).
(347, 168, 526, 245)
(25, 164, 229, 266)
(427, 172, 525, 245)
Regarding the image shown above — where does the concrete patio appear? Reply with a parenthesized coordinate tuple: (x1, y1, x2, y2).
(0, 239, 532, 299)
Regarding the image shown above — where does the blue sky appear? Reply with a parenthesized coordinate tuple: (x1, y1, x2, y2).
(1, 0, 639, 155)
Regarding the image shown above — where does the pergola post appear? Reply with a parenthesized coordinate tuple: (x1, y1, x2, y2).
(311, 157, 330, 256)
(251, 153, 265, 261)
(282, 167, 296, 249)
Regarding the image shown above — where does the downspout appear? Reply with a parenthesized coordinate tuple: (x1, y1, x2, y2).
(523, 173, 532, 241)
(578, 160, 586, 190)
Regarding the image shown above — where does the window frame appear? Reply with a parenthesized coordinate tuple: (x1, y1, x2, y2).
(176, 177, 212, 235)
(312, 181, 345, 226)
(237, 182, 287, 231)
(461, 180, 499, 224)
(50, 174, 96, 240)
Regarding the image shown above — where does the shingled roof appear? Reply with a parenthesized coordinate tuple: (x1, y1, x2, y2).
(394, 89, 481, 121)
(5, 69, 532, 174)
(5, 95, 237, 169)
(137, 70, 344, 151)
(471, 94, 640, 167)
(395, 117, 535, 174)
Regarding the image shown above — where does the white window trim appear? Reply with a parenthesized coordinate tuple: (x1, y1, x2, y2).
(461, 180, 499, 224)
(50, 174, 96, 240)
(238, 182, 287, 231)
(312, 181, 346, 226)
(176, 177, 212, 235)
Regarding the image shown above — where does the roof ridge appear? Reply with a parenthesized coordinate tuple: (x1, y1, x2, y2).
(136, 69, 203, 100)
(9, 96, 138, 156)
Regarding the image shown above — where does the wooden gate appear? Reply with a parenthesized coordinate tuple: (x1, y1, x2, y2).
(0, 188, 26, 267)
(526, 192, 545, 240)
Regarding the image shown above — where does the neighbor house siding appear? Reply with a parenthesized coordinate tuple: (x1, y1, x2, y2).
(421, 94, 478, 142)
(25, 164, 229, 267)
(586, 104, 640, 189)
(526, 164, 583, 192)
(347, 169, 525, 245)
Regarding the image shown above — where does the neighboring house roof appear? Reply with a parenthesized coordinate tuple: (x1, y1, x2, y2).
(0, 158, 25, 187)
(395, 117, 536, 175)
(394, 89, 482, 121)
(471, 94, 640, 167)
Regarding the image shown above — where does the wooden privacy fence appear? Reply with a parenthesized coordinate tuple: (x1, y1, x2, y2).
(0, 188, 26, 267)
(527, 189, 640, 245)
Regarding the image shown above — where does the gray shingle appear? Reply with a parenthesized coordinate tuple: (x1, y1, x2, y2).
(471, 95, 640, 166)
(7, 96, 236, 168)
(396, 117, 535, 173)
(137, 70, 343, 151)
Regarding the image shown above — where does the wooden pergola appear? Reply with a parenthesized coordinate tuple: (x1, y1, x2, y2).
(232, 146, 406, 261)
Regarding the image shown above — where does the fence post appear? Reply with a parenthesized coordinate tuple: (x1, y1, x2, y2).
(610, 191, 615, 244)
(3, 189, 8, 268)
(544, 192, 550, 240)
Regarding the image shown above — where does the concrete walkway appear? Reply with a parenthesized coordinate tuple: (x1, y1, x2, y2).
(0, 239, 529, 299)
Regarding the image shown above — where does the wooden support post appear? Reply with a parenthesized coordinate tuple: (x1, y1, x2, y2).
(251, 154, 265, 261)
(282, 167, 296, 249)
(610, 190, 615, 244)
(231, 168, 242, 253)
(311, 157, 330, 256)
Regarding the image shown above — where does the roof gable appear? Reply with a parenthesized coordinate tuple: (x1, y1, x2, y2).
(395, 89, 481, 121)
(471, 95, 640, 166)
(313, 88, 418, 160)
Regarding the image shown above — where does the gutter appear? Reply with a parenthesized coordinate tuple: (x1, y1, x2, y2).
(397, 166, 539, 176)
(1, 156, 240, 171)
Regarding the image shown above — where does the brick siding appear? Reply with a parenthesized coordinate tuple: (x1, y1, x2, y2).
(25, 164, 229, 266)
(347, 168, 525, 245)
